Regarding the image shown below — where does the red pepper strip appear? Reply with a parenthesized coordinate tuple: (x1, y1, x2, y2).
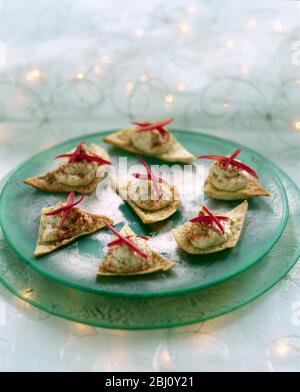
(107, 236, 149, 247)
(198, 155, 225, 161)
(132, 173, 164, 184)
(55, 153, 111, 165)
(190, 215, 229, 223)
(131, 121, 151, 127)
(229, 160, 259, 178)
(133, 118, 173, 137)
(45, 192, 84, 229)
(202, 206, 226, 235)
(224, 148, 241, 170)
(198, 152, 259, 178)
(105, 223, 149, 259)
(134, 118, 173, 131)
(138, 157, 160, 200)
(45, 193, 84, 216)
(59, 192, 75, 228)
(68, 141, 85, 164)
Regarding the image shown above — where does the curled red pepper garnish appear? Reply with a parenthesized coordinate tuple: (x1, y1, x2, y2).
(105, 223, 149, 259)
(133, 157, 161, 200)
(68, 141, 85, 164)
(107, 236, 149, 247)
(45, 192, 84, 228)
(198, 148, 258, 178)
(131, 118, 173, 137)
(55, 142, 111, 165)
(190, 205, 229, 235)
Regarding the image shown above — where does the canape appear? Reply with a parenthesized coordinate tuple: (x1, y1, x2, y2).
(172, 201, 248, 254)
(199, 148, 269, 200)
(114, 157, 180, 224)
(24, 142, 111, 194)
(98, 223, 175, 276)
(34, 192, 113, 256)
(103, 118, 196, 163)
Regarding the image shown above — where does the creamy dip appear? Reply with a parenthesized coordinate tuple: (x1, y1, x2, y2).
(41, 203, 95, 243)
(184, 219, 233, 249)
(103, 237, 153, 273)
(53, 145, 102, 187)
(127, 179, 173, 211)
(55, 161, 97, 186)
(209, 161, 247, 192)
(131, 129, 173, 154)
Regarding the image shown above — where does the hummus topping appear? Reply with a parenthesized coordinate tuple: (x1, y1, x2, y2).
(41, 203, 95, 243)
(131, 129, 173, 154)
(184, 219, 232, 249)
(103, 236, 154, 273)
(209, 160, 248, 191)
(127, 178, 173, 211)
(54, 143, 109, 187)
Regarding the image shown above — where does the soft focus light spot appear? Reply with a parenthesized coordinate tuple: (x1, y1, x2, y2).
(296, 79, 300, 84)
(248, 19, 257, 28)
(134, 28, 144, 38)
(223, 103, 230, 109)
(140, 74, 150, 83)
(275, 342, 290, 356)
(177, 82, 187, 92)
(76, 72, 85, 80)
(187, 4, 197, 14)
(164, 94, 174, 104)
(240, 64, 249, 74)
(72, 323, 92, 333)
(126, 81, 134, 92)
(160, 348, 173, 365)
(294, 121, 300, 130)
(273, 21, 283, 32)
(93, 65, 103, 75)
(226, 40, 235, 49)
(31, 70, 40, 78)
(101, 55, 111, 65)
(20, 288, 33, 299)
(26, 69, 41, 81)
(179, 23, 190, 34)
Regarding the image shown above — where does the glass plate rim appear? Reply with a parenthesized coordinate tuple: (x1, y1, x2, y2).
(0, 164, 299, 330)
(0, 130, 289, 298)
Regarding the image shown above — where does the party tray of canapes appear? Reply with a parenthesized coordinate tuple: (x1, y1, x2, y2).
(0, 120, 290, 302)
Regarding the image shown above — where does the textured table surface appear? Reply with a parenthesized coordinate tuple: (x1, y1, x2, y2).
(0, 0, 300, 372)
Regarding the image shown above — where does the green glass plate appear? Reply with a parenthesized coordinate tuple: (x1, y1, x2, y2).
(0, 131, 288, 298)
(0, 164, 299, 329)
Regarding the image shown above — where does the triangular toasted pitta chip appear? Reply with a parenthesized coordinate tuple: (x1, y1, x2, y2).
(172, 201, 248, 254)
(34, 203, 113, 257)
(25, 144, 110, 194)
(204, 176, 269, 200)
(98, 224, 175, 276)
(103, 127, 195, 163)
(113, 177, 181, 224)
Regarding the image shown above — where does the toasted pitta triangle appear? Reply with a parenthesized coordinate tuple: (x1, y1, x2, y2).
(204, 175, 269, 200)
(34, 204, 113, 257)
(172, 201, 248, 255)
(98, 224, 175, 276)
(103, 127, 195, 163)
(113, 177, 181, 224)
(24, 144, 110, 194)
